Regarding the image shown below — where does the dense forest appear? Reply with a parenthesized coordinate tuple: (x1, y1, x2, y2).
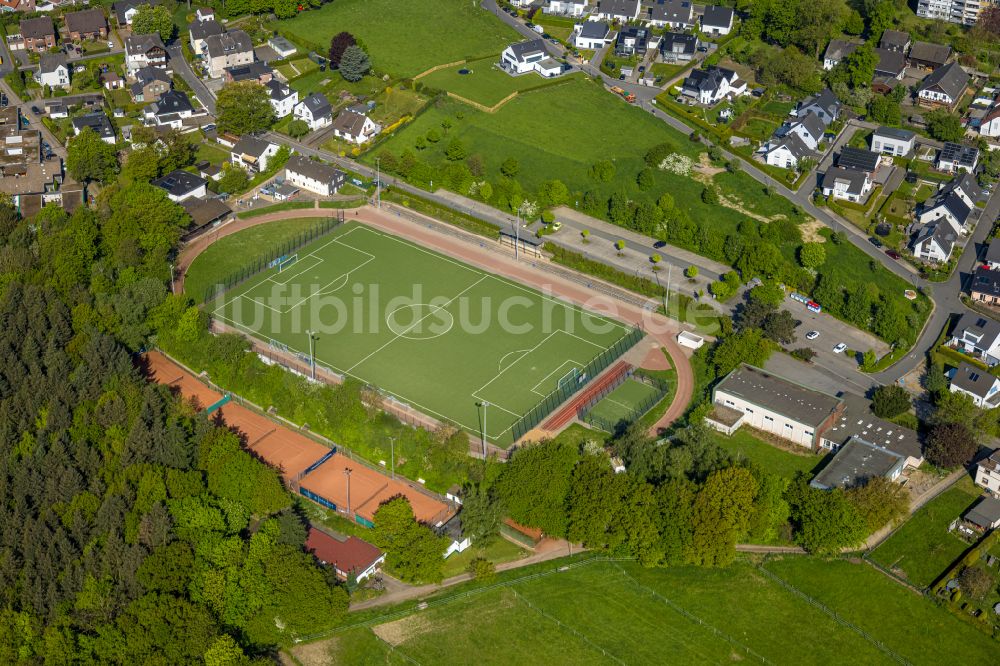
(0, 191, 348, 662)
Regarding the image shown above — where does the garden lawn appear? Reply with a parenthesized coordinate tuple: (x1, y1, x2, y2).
(183, 218, 325, 302)
(869, 476, 981, 588)
(322, 558, 998, 665)
(419, 58, 577, 107)
(369, 77, 770, 239)
(738, 116, 780, 142)
(441, 537, 529, 579)
(764, 557, 996, 666)
(709, 429, 824, 480)
(275, 0, 519, 79)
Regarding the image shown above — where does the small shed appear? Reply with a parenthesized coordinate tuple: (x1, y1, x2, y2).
(963, 495, 1000, 531)
(304, 528, 384, 582)
(677, 331, 705, 349)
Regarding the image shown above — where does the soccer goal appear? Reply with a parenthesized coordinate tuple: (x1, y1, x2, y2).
(277, 254, 298, 272)
(557, 367, 581, 391)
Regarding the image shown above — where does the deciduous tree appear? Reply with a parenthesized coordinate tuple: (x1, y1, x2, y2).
(926, 422, 978, 469)
(328, 31, 357, 67)
(131, 5, 175, 42)
(871, 385, 911, 418)
(216, 82, 275, 135)
(66, 127, 118, 183)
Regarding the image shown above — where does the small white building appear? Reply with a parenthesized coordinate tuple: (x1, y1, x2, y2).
(573, 21, 611, 50)
(231, 135, 279, 173)
(950, 311, 1000, 367)
(821, 166, 872, 202)
(700, 5, 734, 36)
(680, 66, 745, 105)
(975, 449, 1000, 495)
(151, 169, 208, 202)
(592, 0, 640, 22)
(71, 112, 116, 144)
(330, 106, 381, 145)
(949, 362, 1000, 408)
(268, 35, 297, 59)
(189, 18, 223, 57)
(545, 0, 589, 17)
(37, 54, 69, 89)
(763, 133, 813, 170)
(293, 93, 332, 131)
(937, 141, 979, 173)
(284, 154, 346, 197)
(143, 90, 195, 129)
(980, 104, 1000, 138)
(266, 79, 298, 118)
(500, 39, 563, 78)
(870, 126, 916, 157)
(912, 223, 956, 262)
(785, 112, 825, 151)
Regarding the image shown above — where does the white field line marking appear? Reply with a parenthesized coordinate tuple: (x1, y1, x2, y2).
(530, 359, 580, 396)
(497, 348, 531, 373)
(472, 330, 560, 397)
(360, 225, 630, 333)
(345, 275, 488, 374)
(265, 254, 322, 286)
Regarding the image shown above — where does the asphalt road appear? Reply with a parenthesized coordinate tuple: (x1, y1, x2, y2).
(167, 45, 216, 114)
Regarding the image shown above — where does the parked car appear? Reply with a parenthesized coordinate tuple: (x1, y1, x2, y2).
(30, 106, 41, 115)
(885, 249, 901, 260)
(638, 65, 646, 73)
(107, 40, 114, 48)
(833, 343, 848, 354)
(806, 330, 820, 341)
(869, 237, 882, 248)
(619, 74, 625, 80)
(203, 123, 216, 132)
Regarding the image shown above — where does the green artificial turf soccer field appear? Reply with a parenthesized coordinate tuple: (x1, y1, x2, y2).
(586, 378, 663, 430)
(211, 223, 636, 444)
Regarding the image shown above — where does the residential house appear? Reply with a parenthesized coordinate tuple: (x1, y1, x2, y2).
(970, 266, 1000, 306)
(950, 311, 1000, 366)
(268, 35, 297, 59)
(938, 141, 979, 172)
(205, 30, 254, 78)
(125, 33, 168, 75)
(871, 126, 915, 156)
(700, 5, 734, 35)
(0, 0, 36, 12)
(45, 101, 67, 118)
(500, 39, 562, 77)
(143, 89, 194, 129)
(189, 18, 223, 56)
(822, 39, 858, 70)
(659, 32, 697, 62)
(917, 0, 992, 26)
(785, 112, 825, 150)
(681, 66, 745, 105)
(195, 6, 214, 21)
(646, 0, 694, 29)
(101, 71, 123, 90)
(573, 21, 611, 50)
(873, 47, 906, 88)
(911, 222, 957, 262)
(950, 362, 1000, 407)
(975, 449, 1000, 495)
(706, 364, 923, 468)
(284, 154, 346, 197)
(63, 8, 107, 42)
(0, 108, 83, 216)
(810, 437, 906, 490)
(19, 16, 55, 53)
(918, 192, 971, 235)
(985, 241, 1000, 270)
(231, 135, 279, 173)
(908, 41, 951, 69)
(37, 54, 69, 89)
(940, 171, 984, 208)
(795, 88, 841, 125)
(821, 166, 872, 202)
(593, 0, 640, 22)
(838, 146, 881, 173)
(615, 26, 652, 57)
(305, 529, 384, 583)
(292, 93, 332, 131)
(879, 29, 911, 53)
(224, 61, 273, 84)
(545, 0, 588, 17)
(763, 132, 813, 170)
(916, 62, 969, 108)
(266, 79, 297, 118)
(71, 112, 115, 144)
(113, 0, 159, 26)
(330, 106, 381, 145)
(152, 169, 207, 202)
(980, 103, 1000, 138)
(129, 65, 171, 103)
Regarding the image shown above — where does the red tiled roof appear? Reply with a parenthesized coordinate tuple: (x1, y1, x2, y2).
(305, 529, 382, 575)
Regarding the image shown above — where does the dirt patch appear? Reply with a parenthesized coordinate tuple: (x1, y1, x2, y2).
(289, 637, 338, 666)
(372, 614, 432, 647)
(691, 153, 726, 180)
(799, 218, 826, 243)
(715, 192, 778, 224)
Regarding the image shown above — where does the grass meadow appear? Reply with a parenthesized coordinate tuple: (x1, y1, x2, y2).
(276, 0, 519, 79)
(420, 58, 579, 107)
(314, 558, 998, 665)
(709, 429, 825, 480)
(869, 476, 982, 588)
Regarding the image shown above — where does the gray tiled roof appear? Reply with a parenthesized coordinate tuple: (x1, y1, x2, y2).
(596, 0, 640, 17)
(773, 132, 814, 160)
(189, 18, 223, 41)
(149, 90, 193, 115)
(879, 29, 910, 51)
(64, 8, 107, 35)
(942, 172, 983, 204)
(20, 17, 55, 39)
(232, 135, 272, 158)
(951, 361, 999, 398)
(964, 496, 1000, 529)
(299, 92, 331, 118)
(38, 53, 67, 74)
(874, 47, 906, 76)
(71, 112, 114, 139)
(825, 393, 922, 462)
(909, 41, 951, 65)
(206, 30, 253, 59)
(507, 38, 547, 62)
(266, 79, 294, 101)
(152, 169, 206, 197)
(701, 5, 733, 28)
(824, 39, 858, 62)
(285, 154, 345, 185)
(648, 0, 692, 22)
(126, 32, 166, 54)
(913, 222, 957, 257)
(824, 166, 868, 195)
(873, 126, 915, 142)
(838, 146, 880, 172)
(714, 364, 842, 428)
(579, 22, 610, 39)
(919, 62, 969, 100)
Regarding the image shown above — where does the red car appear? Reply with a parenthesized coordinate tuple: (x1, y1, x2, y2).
(885, 250, 901, 260)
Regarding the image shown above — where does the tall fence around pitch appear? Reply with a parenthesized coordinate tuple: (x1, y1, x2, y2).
(581, 373, 671, 433)
(509, 326, 644, 441)
(202, 213, 344, 304)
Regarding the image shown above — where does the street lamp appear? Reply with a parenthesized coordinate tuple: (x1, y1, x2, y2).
(375, 156, 381, 209)
(477, 401, 490, 459)
(344, 467, 353, 516)
(306, 330, 317, 380)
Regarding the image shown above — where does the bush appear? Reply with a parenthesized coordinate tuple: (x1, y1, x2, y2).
(541, 210, 555, 224)
(468, 556, 496, 582)
(871, 385, 911, 418)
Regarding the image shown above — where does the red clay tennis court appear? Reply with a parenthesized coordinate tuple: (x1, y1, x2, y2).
(144, 350, 223, 410)
(299, 453, 453, 525)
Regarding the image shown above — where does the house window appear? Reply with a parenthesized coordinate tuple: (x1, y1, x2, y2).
(764, 415, 774, 422)
(785, 423, 793, 429)
(745, 408, 754, 414)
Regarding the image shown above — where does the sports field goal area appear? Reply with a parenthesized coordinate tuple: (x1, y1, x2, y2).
(209, 222, 641, 446)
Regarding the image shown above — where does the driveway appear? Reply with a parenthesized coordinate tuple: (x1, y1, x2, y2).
(167, 45, 216, 114)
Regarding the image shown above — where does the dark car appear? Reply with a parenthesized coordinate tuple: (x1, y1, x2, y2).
(653, 240, 667, 249)
(869, 237, 882, 248)
(638, 65, 646, 73)
(619, 74, 625, 80)
(30, 106, 41, 115)
(885, 249, 901, 260)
